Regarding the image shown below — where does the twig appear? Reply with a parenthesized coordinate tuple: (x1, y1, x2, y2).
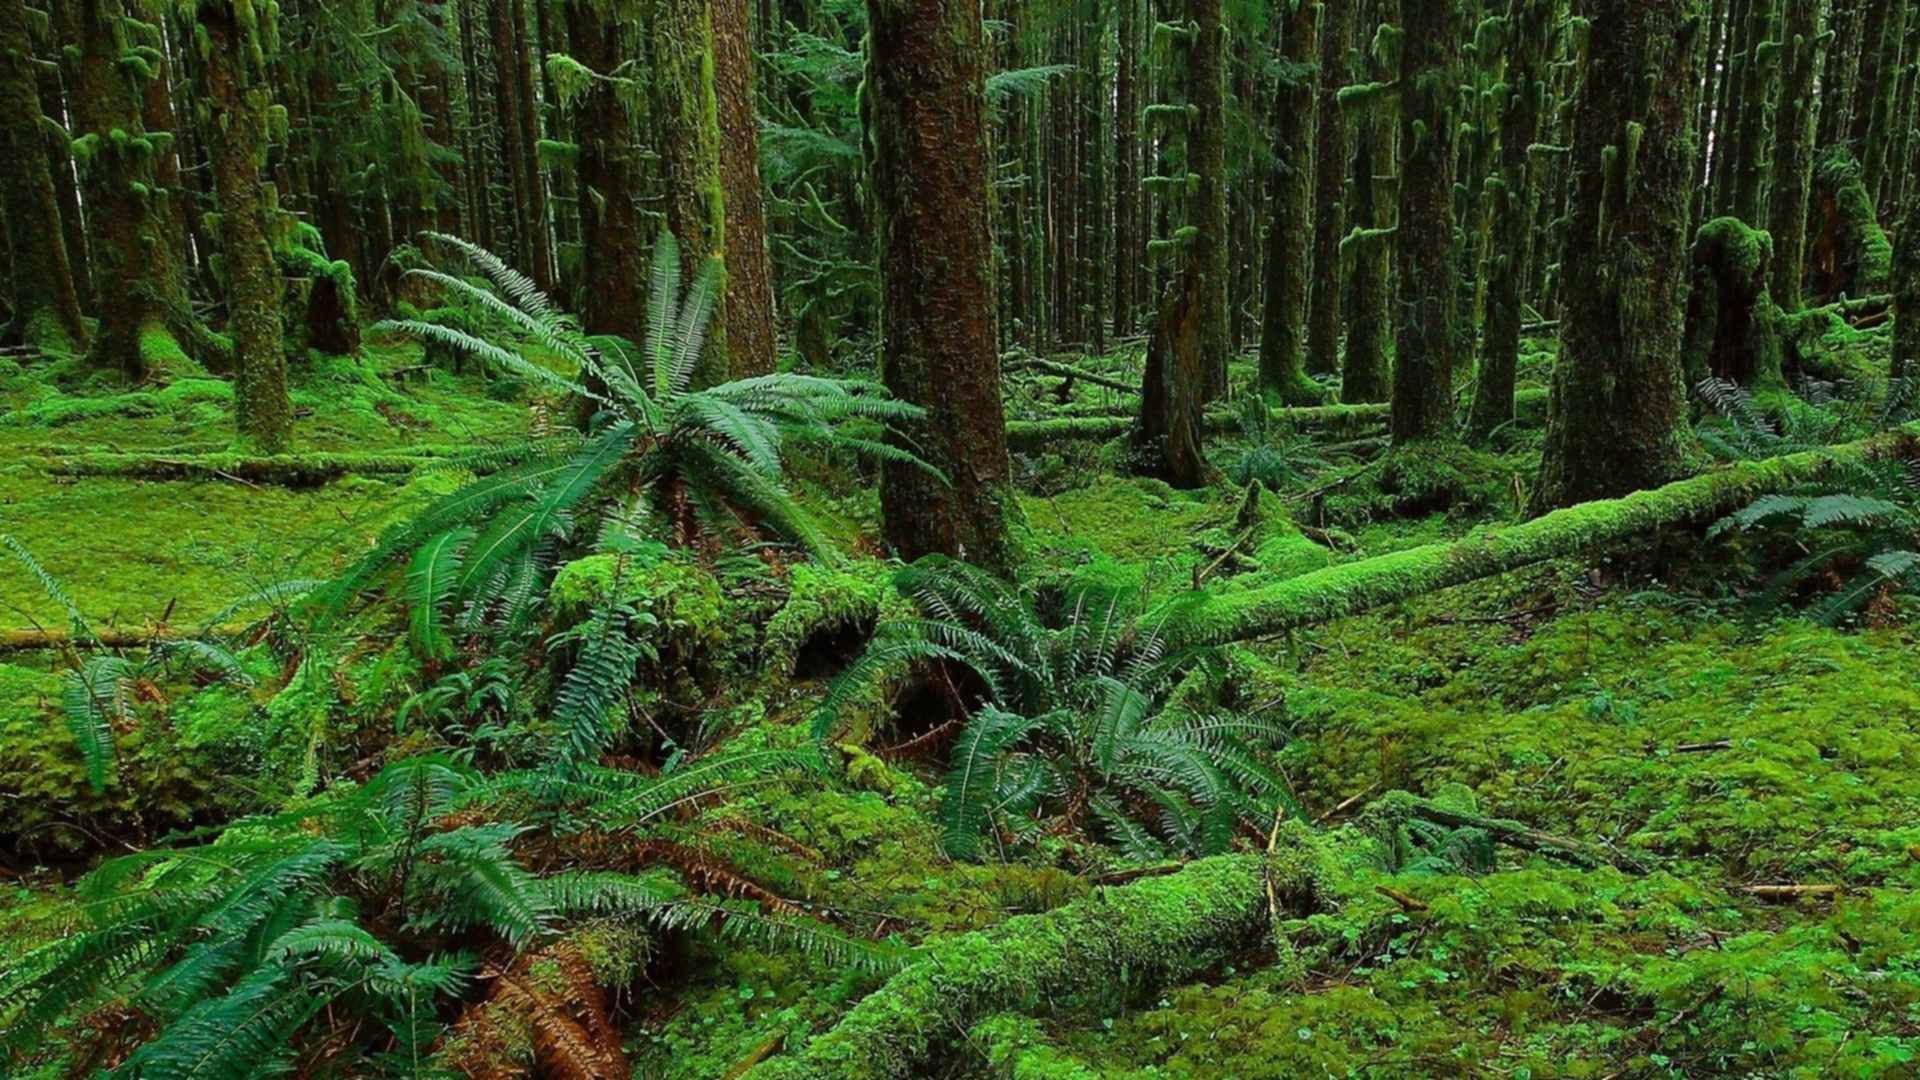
(1313, 783, 1380, 824)
(1735, 884, 1840, 900)
(1375, 885, 1429, 912)
(1671, 739, 1732, 754)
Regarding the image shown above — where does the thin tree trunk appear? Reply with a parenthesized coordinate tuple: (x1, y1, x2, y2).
(1730, 0, 1779, 225)
(1305, 0, 1351, 380)
(1257, 0, 1320, 403)
(714, 0, 777, 376)
(1113, 0, 1139, 339)
(1767, 0, 1825, 311)
(1189, 0, 1230, 400)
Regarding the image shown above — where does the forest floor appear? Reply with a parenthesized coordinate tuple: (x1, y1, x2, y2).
(3, 338, 1918, 1078)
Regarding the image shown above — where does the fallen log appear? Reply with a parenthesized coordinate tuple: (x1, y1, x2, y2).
(1163, 422, 1920, 648)
(744, 796, 1620, 1080)
(0, 623, 254, 652)
(1010, 357, 1140, 394)
(41, 451, 448, 486)
(1005, 387, 1549, 452)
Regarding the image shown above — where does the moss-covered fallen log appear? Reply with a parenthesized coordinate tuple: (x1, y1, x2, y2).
(745, 794, 1618, 1080)
(1165, 424, 1920, 647)
(0, 623, 253, 652)
(1010, 356, 1141, 394)
(40, 450, 452, 485)
(1006, 388, 1549, 452)
(743, 853, 1272, 1079)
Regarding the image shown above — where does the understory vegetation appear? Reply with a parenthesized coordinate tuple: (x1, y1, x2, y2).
(6, 0, 1920, 1076)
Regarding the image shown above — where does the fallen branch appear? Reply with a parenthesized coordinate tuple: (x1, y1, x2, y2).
(42, 451, 446, 486)
(1735, 884, 1841, 900)
(1165, 423, 1920, 648)
(0, 623, 253, 652)
(1010, 357, 1139, 394)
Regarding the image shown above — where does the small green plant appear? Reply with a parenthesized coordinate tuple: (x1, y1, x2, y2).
(819, 557, 1293, 861)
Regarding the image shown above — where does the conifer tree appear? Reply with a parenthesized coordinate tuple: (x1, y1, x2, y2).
(865, 0, 1012, 569)
(1304, 0, 1352, 379)
(194, 0, 293, 450)
(655, 0, 728, 386)
(1535, 0, 1703, 509)
(714, 0, 776, 377)
(0, 0, 88, 355)
(1258, 0, 1323, 404)
(1388, 0, 1463, 444)
(1767, 0, 1825, 311)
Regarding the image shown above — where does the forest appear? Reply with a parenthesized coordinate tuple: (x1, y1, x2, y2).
(3, 0, 1920, 1074)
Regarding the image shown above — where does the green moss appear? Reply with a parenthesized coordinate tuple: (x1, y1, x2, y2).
(549, 552, 728, 649)
(762, 560, 911, 673)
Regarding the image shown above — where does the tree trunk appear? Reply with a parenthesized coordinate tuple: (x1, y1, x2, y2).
(1189, 0, 1230, 400)
(68, 0, 204, 379)
(1341, 90, 1391, 404)
(1469, 0, 1551, 442)
(866, 0, 1012, 570)
(1861, 0, 1909, 203)
(488, 0, 531, 266)
(656, 0, 730, 386)
(1895, 188, 1920, 380)
(1305, 0, 1351, 380)
(198, 0, 292, 451)
(1711, 0, 1751, 216)
(0, 0, 87, 354)
(1134, 266, 1212, 488)
(1807, 147, 1894, 302)
(1388, 0, 1462, 444)
(512, 0, 553, 290)
(1534, 0, 1703, 510)
(714, 0, 777, 377)
(1729, 0, 1778, 225)
(1767, 0, 1825, 311)
(565, 3, 648, 343)
(1257, 0, 1321, 403)
(1113, 0, 1139, 339)
(1820, 0, 1864, 148)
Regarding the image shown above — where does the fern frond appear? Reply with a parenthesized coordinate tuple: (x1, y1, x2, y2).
(407, 527, 475, 660)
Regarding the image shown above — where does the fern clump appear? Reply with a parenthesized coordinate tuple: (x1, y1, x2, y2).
(819, 557, 1292, 861)
(352, 231, 933, 661)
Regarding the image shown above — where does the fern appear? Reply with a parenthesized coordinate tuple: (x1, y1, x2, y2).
(407, 527, 475, 660)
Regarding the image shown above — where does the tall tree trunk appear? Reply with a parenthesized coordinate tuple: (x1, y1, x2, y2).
(1691, 0, 1727, 237)
(1894, 185, 1920, 380)
(1113, 0, 1139, 339)
(1819, 0, 1864, 148)
(0, 0, 87, 354)
(714, 0, 776, 376)
(488, 0, 531, 264)
(1305, 0, 1351, 379)
(1711, 0, 1751, 215)
(1729, 0, 1778, 225)
(1534, 0, 1703, 510)
(1189, 0, 1230, 400)
(656, 0, 730, 385)
(36, 11, 92, 310)
(1767, 0, 1825, 311)
(1469, 0, 1551, 442)
(565, 3, 646, 342)
(1860, 0, 1908, 201)
(1257, 0, 1321, 403)
(198, 0, 292, 451)
(1341, 1, 1393, 406)
(512, 0, 553, 290)
(68, 0, 205, 378)
(1388, 0, 1462, 444)
(865, 0, 1012, 570)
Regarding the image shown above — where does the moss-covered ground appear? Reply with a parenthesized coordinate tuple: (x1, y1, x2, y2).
(4, 329, 1918, 1078)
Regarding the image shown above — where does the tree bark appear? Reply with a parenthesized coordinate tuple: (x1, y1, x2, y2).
(1767, 0, 1825, 311)
(1819, 0, 1864, 148)
(1113, 0, 1139, 339)
(1861, 0, 1908, 204)
(1895, 188, 1920, 380)
(1469, 0, 1551, 442)
(866, 0, 1012, 570)
(565, 3, 648, 344)
(1134, 266, 1212, 488)
(1189, 0, 1230, 400)
(1533, 0, 1703, 510)
(1257, 0, 1321, 403)
(1304, 0, 1351, 380)
(1729, 0, 1778, 226)
(1388, 1, 1462, 444)
(713, 0, 777, 377)
(0, 0, 87, 354)
(656, 0, 730, 386)
(198, 0, 292, 451)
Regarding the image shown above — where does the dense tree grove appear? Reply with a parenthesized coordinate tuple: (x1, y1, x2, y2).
(8, 0, 1920, 1074)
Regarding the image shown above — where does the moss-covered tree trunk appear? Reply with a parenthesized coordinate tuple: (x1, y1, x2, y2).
(1340, 2, 1394, 405)
(1766, 0, 1824, 311)
(865, 0, 1012, 571)
(1820, 0, 1865, 147)
(1861, 0, 1909, 206)
(511, 0, 553, 290)
(563, 3, 647, 343)
(714, 0, 776, 377)
(1113, 0, 1139, 338)
(1190, 0, 1230, 401)
(1388, 1, 1462, 445)
(1895, 188, 1920, 380)
(1710, 0, 1751, 216)
(1685, 217, 1786, 388)
(197, 0, 292, 451)
(1134, 266, 1212, 487)
(1533, 0, 1703, 510)
(1304, 0, 1351, 379)
(1807, 147, 1894, 302)
(0, 0, 88, 355)
(487, 0, 533, 271)
(1468, 0, 1551, 442)
(69, 0, 206, 379)
(1257, 0, 1322, 404)
(655, 0, 729, 386)
(1729, 0, 1778, 226)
